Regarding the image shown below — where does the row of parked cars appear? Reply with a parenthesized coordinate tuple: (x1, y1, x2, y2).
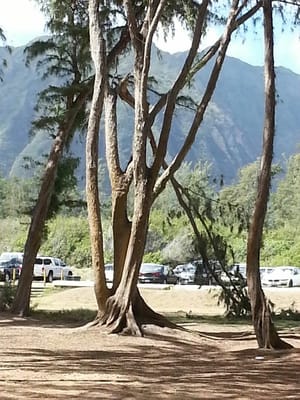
(104, 261, 300, 288)
(0, 252, 73, 282)
(105, 260, 222, 285)
(221, 263, 300, 288)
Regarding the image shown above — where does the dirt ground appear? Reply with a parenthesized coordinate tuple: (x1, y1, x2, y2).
(1, 285, 300, 399)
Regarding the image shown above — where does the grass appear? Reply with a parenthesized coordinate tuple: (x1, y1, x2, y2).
(26, 308, 300, 331)
(30, 308, 97, 325)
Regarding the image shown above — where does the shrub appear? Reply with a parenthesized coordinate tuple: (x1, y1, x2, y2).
(0, 284, 17, 311)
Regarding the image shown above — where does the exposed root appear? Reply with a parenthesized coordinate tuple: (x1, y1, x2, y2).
(84, 289, 185, 336)
(255, 292, 293, 350)
(134, 293, 185, 331)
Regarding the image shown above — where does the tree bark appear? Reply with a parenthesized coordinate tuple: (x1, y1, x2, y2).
(246, 0, 292, 349)
(86, 0, 109, 314)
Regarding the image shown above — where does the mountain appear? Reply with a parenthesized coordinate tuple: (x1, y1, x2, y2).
(0, 41, 299, 185)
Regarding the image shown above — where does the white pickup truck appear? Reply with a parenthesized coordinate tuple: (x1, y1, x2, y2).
(34, 256, 73, 282)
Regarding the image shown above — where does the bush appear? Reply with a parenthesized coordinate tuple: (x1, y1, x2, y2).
(0, 284, 16, 311)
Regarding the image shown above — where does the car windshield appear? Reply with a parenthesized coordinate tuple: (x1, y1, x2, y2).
(140, 264, 162, 273)
(277, 267, 294, 274)
(231, 264, 246, 274)
(105, 264, 113, 271)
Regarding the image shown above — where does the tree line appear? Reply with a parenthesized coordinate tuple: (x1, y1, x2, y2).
(1, 154, 300, 269)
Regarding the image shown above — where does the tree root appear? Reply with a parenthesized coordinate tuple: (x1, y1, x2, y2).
(255, 292, 293, 350)
(86, 289, 184, 336)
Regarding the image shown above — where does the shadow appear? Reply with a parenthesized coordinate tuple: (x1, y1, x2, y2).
(0, 319, 299, 399)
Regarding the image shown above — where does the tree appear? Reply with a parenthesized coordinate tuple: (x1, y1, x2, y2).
(246, 0, 292, 349)
(86, 0, 263, 335)
(11, 0, 94, 315)
(271, 152, 300, 226)
(0, 27, 9, 82)
(11, 0, 136, 316)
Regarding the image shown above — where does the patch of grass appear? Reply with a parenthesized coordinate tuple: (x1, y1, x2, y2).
(165, 311, 252, 326)
(30, 308, 97, 325)
(165, 311, 300, 330)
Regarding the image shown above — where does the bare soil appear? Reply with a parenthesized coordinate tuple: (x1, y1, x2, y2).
(0, 285, 300, 399)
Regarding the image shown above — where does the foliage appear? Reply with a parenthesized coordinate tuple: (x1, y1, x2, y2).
(217, 284, 251, 317)
(0, 284, 17, 311)
(142, 252, 163, 264)
(2, 149, 300, 269)
(40, 215, 91, 268)
(0, 218, 29, 254)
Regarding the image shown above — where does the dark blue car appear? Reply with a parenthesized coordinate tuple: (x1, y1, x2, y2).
(0, 258, 22, 282)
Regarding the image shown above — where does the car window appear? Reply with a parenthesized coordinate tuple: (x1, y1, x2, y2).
(35, 258, 43, 264)
(140, 264, 163, 273)
(44, 259, 51, 265)
(0, 261, 8, 267)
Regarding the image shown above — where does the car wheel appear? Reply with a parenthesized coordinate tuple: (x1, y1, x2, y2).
(47, 271, 54, 283)
(68, 271, 73, 276)
(288, 279, 293, 287)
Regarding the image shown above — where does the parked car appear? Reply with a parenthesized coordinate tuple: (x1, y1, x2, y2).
(176, 263, 196, 285)
(176, 260, 222, 285)
(261, 266, 300, 287)
(0, 257, 22, 282)
(0, 252, 23, 262)
(104, 264, 114, 283)
(138, 263, 178, 284)
(33, 256, 73, 282)
(259, 266, 274, 278)
(221, 263, 247, 286)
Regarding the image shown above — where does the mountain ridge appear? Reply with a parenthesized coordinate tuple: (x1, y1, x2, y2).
(0, 40, 299, 184)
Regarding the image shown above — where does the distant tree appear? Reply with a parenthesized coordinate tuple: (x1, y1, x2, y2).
(271, 153, 300, 226)
(0, 28, 8, 82)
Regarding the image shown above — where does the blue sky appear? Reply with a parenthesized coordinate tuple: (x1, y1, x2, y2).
(0, 0, 299, 74)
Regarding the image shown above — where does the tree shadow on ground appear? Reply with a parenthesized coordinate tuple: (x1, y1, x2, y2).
(0, 321, 299, 399)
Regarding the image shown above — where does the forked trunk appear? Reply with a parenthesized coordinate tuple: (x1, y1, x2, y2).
(99, 186, 152, 335)
(95, 184, 176, 335)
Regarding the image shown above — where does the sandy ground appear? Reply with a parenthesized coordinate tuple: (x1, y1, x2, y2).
(0, 285, 299, 399)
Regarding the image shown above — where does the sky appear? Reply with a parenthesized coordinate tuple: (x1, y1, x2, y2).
(0, 0, 299, 74)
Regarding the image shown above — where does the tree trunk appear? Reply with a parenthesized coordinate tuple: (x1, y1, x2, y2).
(246, 0, 292, 349)
(87, 1, 263, 336)
(86, 0, 109, 314)
(98, 181, 153, 335)
(11, 93, 87, 316)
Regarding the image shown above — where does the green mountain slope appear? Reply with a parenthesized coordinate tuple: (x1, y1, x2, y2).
(0, 42, 299, 184)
